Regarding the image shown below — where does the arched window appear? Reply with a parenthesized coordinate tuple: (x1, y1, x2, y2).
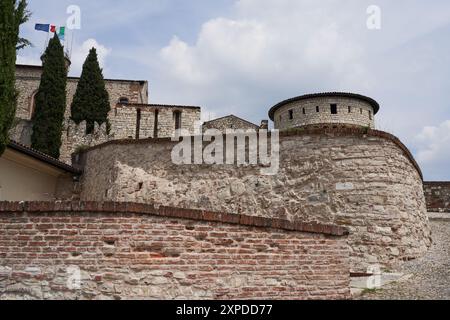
(119, 97, 129, 105)
(29, 90, 38, 119)
(288, 110, 294, 120)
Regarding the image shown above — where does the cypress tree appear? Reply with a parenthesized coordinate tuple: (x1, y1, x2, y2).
(31, 34, 67, 158)
(0, 0, 30, 156)
(71, 48, 110, 134)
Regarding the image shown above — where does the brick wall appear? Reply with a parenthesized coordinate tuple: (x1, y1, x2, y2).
(424, 182, 450, 213)
(0, 202, 350, 300)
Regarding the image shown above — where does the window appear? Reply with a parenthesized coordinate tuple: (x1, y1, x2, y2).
(369, 111, 372, 120)
(288, 110, 294, 120)
(360, 108, 363, 114)
(119, 97, 129, 104)
(174, 111, 182, 130)
(136, 109, 141, 139)
(331, 104, 338, 115)
(348, 106, 352, 113)
(302, 108, 306, 115)
(316, 106, 320, 113)
(154, 109, 159, 138)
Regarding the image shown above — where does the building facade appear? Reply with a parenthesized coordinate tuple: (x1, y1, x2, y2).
(12, 64, 201, 163)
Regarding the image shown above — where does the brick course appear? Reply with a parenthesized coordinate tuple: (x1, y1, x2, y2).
(0, 202, 350, 300)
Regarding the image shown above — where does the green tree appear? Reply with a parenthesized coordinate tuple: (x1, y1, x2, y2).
(71, 48, 110, 134)
(0, 0, 31, 156)
(31, 34, 67, 158)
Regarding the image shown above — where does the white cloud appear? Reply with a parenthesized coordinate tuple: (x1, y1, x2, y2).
(69, 38, 111, 76)
(155, 0, 371, 124)
(159, 6, 367, 88)
(16, 55, 41, 66)
(415, 121, 450, 180)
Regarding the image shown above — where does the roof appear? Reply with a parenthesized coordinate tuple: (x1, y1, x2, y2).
(7, 140, 82, 175)
(68, 77, 147, 85)
(269, 92, 381, 120)
(203, 114, 259, 128)
(123, 103, 201, 110)
(16, 64, 42, 70)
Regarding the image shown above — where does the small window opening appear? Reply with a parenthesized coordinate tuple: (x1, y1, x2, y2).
(302, 108, 306, 115)
(316, 106, 320, 113)
(136, 108, 141, 139)
(348, 106, 352, 113)
(369, 111, 373, 120)
(360, 108, 363, 114)
(119, 97, 129, 105)
(289, 110, 294, 120)
(331, 104, 338, 115)
(174, 111, 182, 130)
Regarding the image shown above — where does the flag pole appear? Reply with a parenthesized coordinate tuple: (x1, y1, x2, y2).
(43, 31, 49, 54)
(70, 29, 75, 60)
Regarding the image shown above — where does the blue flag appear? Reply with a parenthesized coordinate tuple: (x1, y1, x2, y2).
(35, 24, 50, 32)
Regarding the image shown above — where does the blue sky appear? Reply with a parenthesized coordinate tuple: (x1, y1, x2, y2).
(17, 0, 450, 180)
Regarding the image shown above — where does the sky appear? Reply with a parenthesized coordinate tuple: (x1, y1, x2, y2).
(16, 0, 450, 180)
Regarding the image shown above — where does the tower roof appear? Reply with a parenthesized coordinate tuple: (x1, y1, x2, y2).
(269, 92, 380, 121)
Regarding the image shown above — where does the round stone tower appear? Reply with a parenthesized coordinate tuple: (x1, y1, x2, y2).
(269, 92, 380, 130)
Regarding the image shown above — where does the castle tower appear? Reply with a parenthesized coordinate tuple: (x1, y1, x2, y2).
(40, 52, 71, 74)
(269, 92, 380, 130)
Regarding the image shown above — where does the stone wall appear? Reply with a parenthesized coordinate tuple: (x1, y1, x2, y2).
(59, 120, 113, 164)
(0, 201, 350, 300)
(77, 127, 431, 272)
(110, 104, 201, 140)
(273, 96, 375, 130)
(203, 115, 260, 133)
(15, 66, 148, 123)
(9, 119, 33, 146)
(424, 182, 450, 213)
